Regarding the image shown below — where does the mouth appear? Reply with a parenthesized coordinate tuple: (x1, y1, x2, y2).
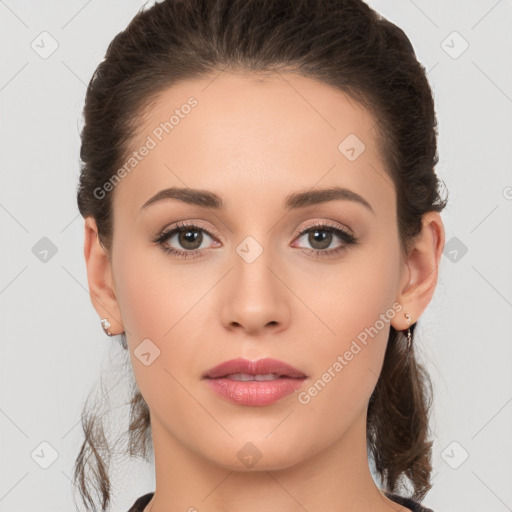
(202, 358, 307, 407)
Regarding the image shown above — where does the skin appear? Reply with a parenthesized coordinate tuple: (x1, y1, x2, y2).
(83, 71, 445, 512)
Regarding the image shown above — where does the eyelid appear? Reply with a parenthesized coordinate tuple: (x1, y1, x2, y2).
(156, 219, 221, 240)
(295, 219, 354, 237)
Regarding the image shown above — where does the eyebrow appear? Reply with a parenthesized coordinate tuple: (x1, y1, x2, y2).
(141, 185, 375, 215)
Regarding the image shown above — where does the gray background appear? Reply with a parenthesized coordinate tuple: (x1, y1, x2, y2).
(0, 0, 511, 511)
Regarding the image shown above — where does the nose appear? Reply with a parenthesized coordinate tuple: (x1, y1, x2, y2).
(219, 246, 290, 336)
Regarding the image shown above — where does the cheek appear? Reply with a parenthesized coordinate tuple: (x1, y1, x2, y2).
(292, 285, 397, 449)
(111, 238, 225, 380)
(295, 242, 401, 406)
(307, 242, 400, 345)
(113, 238, 198, 338)
(113, 273, 201, 428)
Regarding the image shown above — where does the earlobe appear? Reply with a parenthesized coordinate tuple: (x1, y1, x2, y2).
(392, 211, 445, 331)
(83, 216, 124, 335)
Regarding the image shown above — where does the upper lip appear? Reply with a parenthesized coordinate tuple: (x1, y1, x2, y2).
(203, 357, 307, 379)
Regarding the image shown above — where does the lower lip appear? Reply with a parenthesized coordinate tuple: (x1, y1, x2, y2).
(204, 377, 306, 406)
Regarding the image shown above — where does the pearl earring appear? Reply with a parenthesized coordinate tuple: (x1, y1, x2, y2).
(100, 318, 113, 336)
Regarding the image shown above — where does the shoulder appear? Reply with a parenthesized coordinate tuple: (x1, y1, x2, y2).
(127, 492, 154, 512)
(383, 490, 435, 512)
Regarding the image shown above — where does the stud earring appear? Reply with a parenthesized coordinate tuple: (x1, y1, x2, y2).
(100, 318, 113, 336)
(404, 312, 412, 350)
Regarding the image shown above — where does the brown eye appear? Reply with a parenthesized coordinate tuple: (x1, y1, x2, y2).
(292, 222, 357, 258)
(306, 229, 333, 250)
(153, 222, 219, 259)
(176, 227, 204, 250)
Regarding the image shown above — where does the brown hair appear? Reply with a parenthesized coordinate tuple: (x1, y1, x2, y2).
(74, 0, 448, 510)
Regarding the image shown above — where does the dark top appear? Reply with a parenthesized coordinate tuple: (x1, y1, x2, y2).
(127, 490, 434, 511)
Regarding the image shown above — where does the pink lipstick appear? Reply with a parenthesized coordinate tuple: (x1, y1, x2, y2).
(203, 357, 307, 406)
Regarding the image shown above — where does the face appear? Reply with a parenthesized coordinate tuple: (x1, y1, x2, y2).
(105, 71, 408, 469)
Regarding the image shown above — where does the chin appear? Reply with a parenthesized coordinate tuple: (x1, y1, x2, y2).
(198, 436, 309, 472)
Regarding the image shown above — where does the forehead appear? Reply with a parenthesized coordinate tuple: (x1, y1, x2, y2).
(113, 71, 394, 217)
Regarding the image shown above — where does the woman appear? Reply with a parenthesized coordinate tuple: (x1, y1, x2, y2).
(73, 0, 447, 511)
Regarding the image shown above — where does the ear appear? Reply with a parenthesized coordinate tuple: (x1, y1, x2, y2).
(391, 211, 445, 330)
(83, 216, 124, 335)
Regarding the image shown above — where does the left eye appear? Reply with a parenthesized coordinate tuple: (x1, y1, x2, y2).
(292, 223, 357, 255)
(295, 227, 342, 250)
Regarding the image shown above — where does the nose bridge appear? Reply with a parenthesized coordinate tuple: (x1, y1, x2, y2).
(233, 231, 278, 300)
(220, 229, 289, 332)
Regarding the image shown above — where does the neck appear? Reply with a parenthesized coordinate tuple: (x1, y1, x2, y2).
(144, 407, 408, 512)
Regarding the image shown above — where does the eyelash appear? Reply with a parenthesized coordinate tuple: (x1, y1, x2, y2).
(152, 220, 358, 259)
